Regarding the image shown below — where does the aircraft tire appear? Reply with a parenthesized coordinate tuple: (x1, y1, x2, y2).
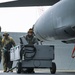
(16, 62, 22, 74)
(50, 62, 56, 74)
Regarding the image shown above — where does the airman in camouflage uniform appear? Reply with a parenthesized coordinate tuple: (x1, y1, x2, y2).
(0, 26, 2, 63)
(2, 32, 16, 72)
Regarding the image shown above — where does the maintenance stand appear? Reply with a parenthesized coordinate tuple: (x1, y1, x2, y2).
(10, 36, 56, 74)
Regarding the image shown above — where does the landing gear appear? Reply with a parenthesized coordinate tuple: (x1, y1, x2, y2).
(50, 62, 56, 74)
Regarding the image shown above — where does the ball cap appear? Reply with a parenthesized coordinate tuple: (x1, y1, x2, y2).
(3, 32, 9, 36)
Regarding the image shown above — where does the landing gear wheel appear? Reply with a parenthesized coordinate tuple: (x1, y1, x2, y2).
(50, 62, 56, 74)
(16, 62, 22, 74)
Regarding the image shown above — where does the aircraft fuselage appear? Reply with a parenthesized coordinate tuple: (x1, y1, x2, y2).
(34, 0, 75, 41)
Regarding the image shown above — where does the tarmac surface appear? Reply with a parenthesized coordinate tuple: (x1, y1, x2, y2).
(0, 72, 75, 75)
(0, 70, 75, 75)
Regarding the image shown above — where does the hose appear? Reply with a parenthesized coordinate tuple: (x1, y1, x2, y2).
(20, 45, 36, 61)
(7, 66, 17, 72)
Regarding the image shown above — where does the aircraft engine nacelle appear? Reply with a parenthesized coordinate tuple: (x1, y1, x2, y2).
(34, 0, 75, 41)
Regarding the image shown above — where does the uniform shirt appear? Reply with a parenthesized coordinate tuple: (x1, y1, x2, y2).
(0, 34, 2, 62)
(2, 36, 16, 50)
(0, 35, 2, 48)
(25, 35, 38, 45)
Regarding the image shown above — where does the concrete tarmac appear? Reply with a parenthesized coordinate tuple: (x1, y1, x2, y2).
(0, 70, 75, 75)
(0, 72, 75, 75)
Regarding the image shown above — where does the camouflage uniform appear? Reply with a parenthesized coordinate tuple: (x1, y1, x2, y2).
(0, 35, 2, 62)
(2, 35, 16, 72)
(0, 26, 2, 63)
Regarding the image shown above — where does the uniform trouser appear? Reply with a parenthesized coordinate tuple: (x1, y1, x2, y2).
(2, 51, 13, 71)
(0, 48, 2, 63)
(0, 51, 1, 63)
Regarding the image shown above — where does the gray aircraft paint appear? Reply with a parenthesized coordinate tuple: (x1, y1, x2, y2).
(34, 0, 75, 41)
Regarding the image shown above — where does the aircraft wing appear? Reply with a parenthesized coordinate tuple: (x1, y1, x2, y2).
(0, 0, 60, 7)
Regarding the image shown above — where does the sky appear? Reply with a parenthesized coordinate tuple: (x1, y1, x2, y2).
(0, 0, 16, 3)
(0, 6, 50, 33)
